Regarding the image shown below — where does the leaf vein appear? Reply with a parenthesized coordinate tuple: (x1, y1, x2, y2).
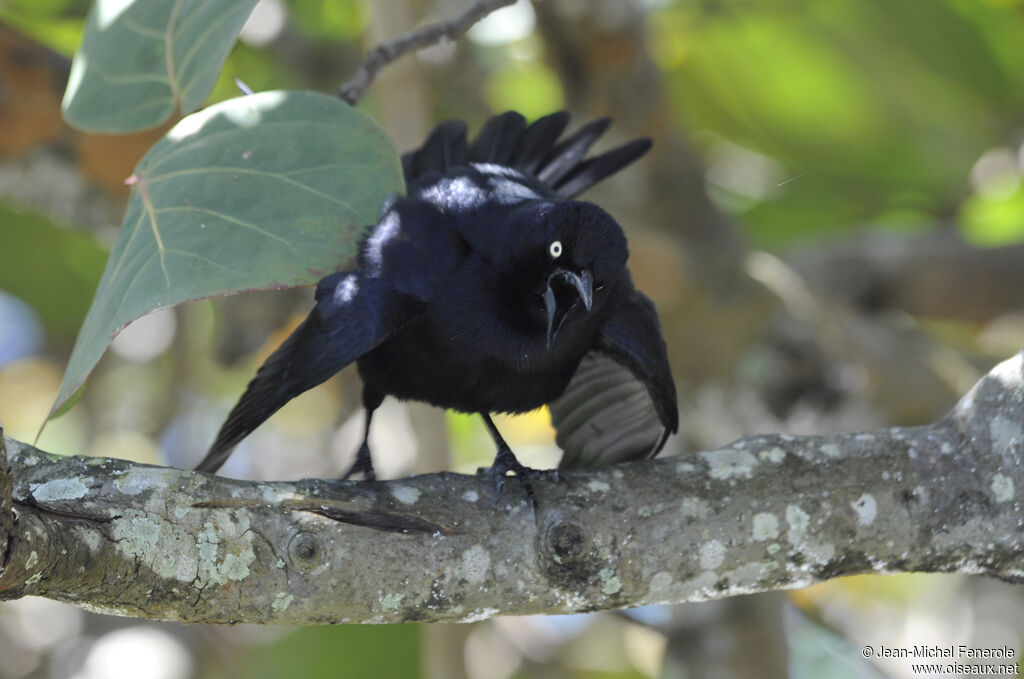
(106, 207, 149, 289)
(113, 251, 159, 320)
(152, 206, 302, 261)
(81, 63, 170, 86)
(164, 0, 186, 109)
(146, 167, 359, 214)
(120, 17, 166, 40)
(139, 118, 376, 175)
(163, 248, 246, 275)
(176, 5, 241, 85)
(137, 180, 171, 289)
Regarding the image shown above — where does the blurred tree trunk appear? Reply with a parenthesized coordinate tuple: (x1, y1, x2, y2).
(661, 596, 788, 679)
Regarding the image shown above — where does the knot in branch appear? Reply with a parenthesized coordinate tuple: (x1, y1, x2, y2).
(288, 531, 325, 571)
(538, 514, 604, 587)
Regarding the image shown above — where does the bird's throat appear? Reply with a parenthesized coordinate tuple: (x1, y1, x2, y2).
(544, 269, 593, 349)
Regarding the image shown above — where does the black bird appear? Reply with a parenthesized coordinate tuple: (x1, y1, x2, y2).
(196, 111, 677, 494)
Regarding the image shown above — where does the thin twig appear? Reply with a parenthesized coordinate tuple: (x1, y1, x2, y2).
(338, 0, 517, 104)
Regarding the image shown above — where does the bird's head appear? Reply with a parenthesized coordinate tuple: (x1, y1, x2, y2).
(498, 201, 629, 349)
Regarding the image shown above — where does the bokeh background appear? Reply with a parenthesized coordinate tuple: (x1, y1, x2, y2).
(2, 0, 1024, 677)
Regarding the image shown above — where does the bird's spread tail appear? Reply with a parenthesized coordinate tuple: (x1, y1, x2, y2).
(402, 111, 651, 198)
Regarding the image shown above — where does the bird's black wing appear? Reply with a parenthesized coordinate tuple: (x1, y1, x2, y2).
(196, 272, 413, 473)
(549, 290, 677, 469)
(402, 111, 651, 198)
(401, 120, 468, 183)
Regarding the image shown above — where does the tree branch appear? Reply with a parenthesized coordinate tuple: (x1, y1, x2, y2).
(1, 352, 1022, 624)
(788, 229, 1024, 322)
(338, 0, 516, 104)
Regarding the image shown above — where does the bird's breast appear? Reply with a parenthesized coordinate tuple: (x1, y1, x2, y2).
(356, 316, 583, 414)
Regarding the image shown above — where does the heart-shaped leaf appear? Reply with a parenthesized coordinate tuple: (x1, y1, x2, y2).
(62, 0, 259, 132)
(49, 90, 404, 420)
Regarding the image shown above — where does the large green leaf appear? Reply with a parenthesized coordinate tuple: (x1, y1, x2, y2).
(49, 90, 404, 419)
(61, 0, 258, 132)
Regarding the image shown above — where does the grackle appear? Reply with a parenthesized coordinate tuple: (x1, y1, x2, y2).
(196, 111, 677, 500)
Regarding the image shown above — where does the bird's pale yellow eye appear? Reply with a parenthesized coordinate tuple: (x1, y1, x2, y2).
(549, 240, 563, 259)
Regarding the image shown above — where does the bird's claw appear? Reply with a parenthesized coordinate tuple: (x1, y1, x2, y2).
(485, 448, 567, 515)
(340, 442, 377, 481)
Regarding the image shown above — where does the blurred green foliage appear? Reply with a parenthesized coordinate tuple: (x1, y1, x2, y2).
(0, 0, 89, 55)
(290, 0, 368, 40)
(243, 624, 423, 679)
(652, 0, 1024, 247)
(0, 201, 106, 338)
(209, 42, 298, 102)
(20, 0, 1022, 253)
(484, 60, 565, 119)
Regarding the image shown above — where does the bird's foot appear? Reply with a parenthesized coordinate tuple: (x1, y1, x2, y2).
(339, 442, 377, 481)
(484, 448, 566, 514)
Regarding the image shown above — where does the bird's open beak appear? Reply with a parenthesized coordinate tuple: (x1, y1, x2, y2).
(544, 269, 593, 349)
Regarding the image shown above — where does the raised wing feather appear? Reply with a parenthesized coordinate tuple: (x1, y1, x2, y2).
(468, 111, 526, 165)
(402, 111, 650, 198)
(549, 289, 677, 470)
(196, 273, 408, 473)
(550, 352, 670, 469)
(401, 121, 468, 183)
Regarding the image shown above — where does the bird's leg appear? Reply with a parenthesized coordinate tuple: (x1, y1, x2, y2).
(480, 413, 564, 512)
(340, 386, 384, 481)
(341, 411, 376, 480)
(482, 412, 534, 502)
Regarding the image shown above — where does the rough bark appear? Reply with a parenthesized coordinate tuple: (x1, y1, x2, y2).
(0, 352, 1022, 624)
